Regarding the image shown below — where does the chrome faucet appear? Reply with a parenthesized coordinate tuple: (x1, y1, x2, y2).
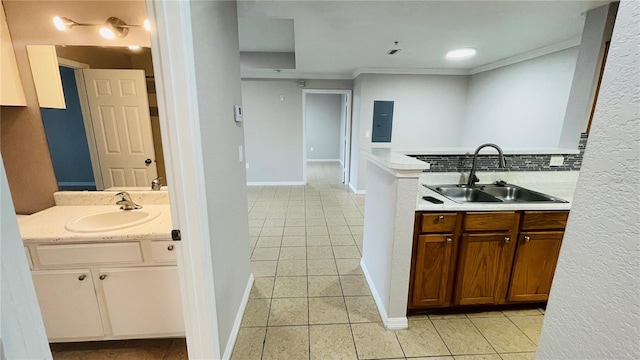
(116, 191, 142, 210)
(151, 177, 163, 191)
(466, 143, 506, 187)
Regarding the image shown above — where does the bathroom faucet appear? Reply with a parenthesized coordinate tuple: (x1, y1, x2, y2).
(151, 177, 163, 191)
(116, 191, 142, 210)
(466, 143, 506, 187)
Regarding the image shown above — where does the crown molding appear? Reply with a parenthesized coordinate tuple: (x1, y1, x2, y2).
(352, 67, 469, 78)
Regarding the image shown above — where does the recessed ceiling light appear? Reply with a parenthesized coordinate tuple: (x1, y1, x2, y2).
(446, 48, 477, 60)
(128, 45, 141, 51)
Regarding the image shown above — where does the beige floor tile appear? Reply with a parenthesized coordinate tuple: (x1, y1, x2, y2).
(251, 247, 280, 261)
(499, 352, 536, 360)
(268, 298, 309, 326)
(308, 275, 343, 297)
(251, 260, 277, 277)
(470, 317, 536, 353)
(344, 296, 381, 323)
(307, 259, 338, 275)
(431, 318, 495, 355)
(509, 315, 544, 344)
(263, 218, 286, 227)
(285, 218, 306, 227)
(328, 225, 352, 235)
(255, 236, 282, 248)
(333, 245, 361, 259)
(260, 226, 284, 236)
(396, 319, 450, 357)
(249, 227, 261, 237)
(325, 218, 348, 226)
(284, 226, 306, 236)
(276, 259, 307, 276)
(502, 309, 543, 317)
(262, 326, 309, 360)
(307, 235, 332, 246)
(336, 259, 363, 275)
(281, 235, 306, 247)
(306, 218, 327, 227)
(330, 234, 357, 246)
(310, 324, 358, 359)
(408, 357, 454, 360)
(249, 277, 275, 299)
(453, 355, 502, 360)
(230, 327, 266, 360)
(307, 246, 335, 259)
(279, 246, 307, 260)
(466, 311, 505, 318)
(340, 275, 371, 296)
(249, 219, 265, 228)
(351, 323, 405, 360)
(428, 314, 468, 320)
(272, 276, 308, 298)
(241, 299, 270, 327)
(349, 225, 364, 234)
(309, 297, 349, 324)
(307, 226, 329, 236)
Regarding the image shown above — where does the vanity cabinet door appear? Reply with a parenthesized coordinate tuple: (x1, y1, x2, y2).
(100, 266, 184, 337)
(32, 269, 104, 340)
(411, 234, 455, 307)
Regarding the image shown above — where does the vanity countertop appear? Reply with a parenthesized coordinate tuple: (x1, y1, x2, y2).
(18, 204, 172, 244)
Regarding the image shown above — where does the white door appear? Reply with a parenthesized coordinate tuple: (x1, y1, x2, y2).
(82, 69, 157, 188)
(100, 266, 185, 337)
(32, 269, 104, 340)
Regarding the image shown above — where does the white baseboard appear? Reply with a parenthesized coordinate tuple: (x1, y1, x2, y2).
(360, 259, 408, 330)
(349, 182, 365, 195)
(306, 159, 340, 162)
(247, 181, 306, 186)
(221, 273, 254, 360)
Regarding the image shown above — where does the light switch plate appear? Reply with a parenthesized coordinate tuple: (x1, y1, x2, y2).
(549, 155, 564, 166)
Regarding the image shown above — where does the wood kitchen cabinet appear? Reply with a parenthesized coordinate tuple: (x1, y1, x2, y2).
(409, 210, 568, 310)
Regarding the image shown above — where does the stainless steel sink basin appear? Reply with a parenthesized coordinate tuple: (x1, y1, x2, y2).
(425, 183, 568, 204)
(429, 186, 502, 203)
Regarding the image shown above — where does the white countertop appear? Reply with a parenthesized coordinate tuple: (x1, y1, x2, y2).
(371, 146, 581, 156)
(365, 148, 431, 171)
(18, 204, 172, 244)
(417, 171, 579, 211)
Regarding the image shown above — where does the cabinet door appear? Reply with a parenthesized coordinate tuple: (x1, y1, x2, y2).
(32, 269, 104, 340)
(100, 266, 184, 337)
(508, 231, 563, 302)
(411, 234, 454, 307)
(455, 233, 515, 305)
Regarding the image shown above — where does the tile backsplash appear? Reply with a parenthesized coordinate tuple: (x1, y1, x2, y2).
(410, 133, 588, 172)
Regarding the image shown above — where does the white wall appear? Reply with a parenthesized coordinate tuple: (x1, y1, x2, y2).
(189, 1, 252, 356)
(0, 155, 51, 359)
(536, 1, 639, 358)
(305, 93, 342, 160)
(242, 79, 352, 184)
(349, 77, 363, 192)
(352, 74, 469, 191)
(461, 47, 579, 148)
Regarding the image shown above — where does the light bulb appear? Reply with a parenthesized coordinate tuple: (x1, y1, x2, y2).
(143, 19, 151, 32)
(446, 48, 477, 60)
(99, 27, 116, 40)
(128, 45, 141, 51)
(53, 16, 67, 31)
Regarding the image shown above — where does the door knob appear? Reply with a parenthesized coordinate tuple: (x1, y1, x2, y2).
(167, 245, 174, 251)
(145, 158, 152, 165)
(78, 274, 86, 281)
(99, 274, 107, 280)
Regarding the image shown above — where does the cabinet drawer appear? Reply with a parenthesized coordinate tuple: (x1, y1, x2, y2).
(521, 211, 569, 230)
(37, 242, 143, 266)
(420, 213, 458, 233)
(463, 212, 516, 231)
(150, 241, 177, 263)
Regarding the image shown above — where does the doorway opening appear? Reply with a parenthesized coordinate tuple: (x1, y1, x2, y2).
(302, 89, 352, 185)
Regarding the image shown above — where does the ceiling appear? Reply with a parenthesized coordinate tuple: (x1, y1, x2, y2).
(237, 0, 611, 79)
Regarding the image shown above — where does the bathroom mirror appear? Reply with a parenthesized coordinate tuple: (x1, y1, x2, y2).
(38, 45, 166, 191)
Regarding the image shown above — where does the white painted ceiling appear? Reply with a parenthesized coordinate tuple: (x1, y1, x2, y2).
(237, 0, 611, 79)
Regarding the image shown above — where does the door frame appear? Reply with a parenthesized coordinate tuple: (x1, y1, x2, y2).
(302, 89, 352, 185)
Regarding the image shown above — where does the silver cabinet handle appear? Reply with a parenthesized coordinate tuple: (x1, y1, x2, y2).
(524, 235, 531, 242)
(438, 215, 445, 221)
(78, 274, 86, 281)
(446, 237, 453, 243)
(504, 236, 510, 243)
(99, 274, 107, 280)
(167, 245, 174, 251)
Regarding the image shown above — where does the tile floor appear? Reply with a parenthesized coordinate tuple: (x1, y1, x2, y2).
(50, 162, 545, 359)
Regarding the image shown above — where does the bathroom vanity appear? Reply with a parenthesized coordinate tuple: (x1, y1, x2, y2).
(18, 191, 183, 342)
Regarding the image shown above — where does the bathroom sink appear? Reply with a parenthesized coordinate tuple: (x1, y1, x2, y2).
(65, 208, 162, 233)
(429, 186, 502, 203)
(425, 184, 567, 204)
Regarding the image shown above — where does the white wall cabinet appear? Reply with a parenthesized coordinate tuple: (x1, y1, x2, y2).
(0, 2, 26, 106)
(26, 45, 66, 109)
(28, 239, 184, 342)
(101, 266, 184, 337)
(31, 269, 104, 340)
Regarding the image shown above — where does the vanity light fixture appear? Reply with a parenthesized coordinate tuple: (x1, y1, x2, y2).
(128, 45, 141, 51)
(52, 16, 151, 39)
(446, 47, 477, 60)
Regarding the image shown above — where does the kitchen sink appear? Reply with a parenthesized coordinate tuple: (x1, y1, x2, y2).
(425, 183, 568, 204)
